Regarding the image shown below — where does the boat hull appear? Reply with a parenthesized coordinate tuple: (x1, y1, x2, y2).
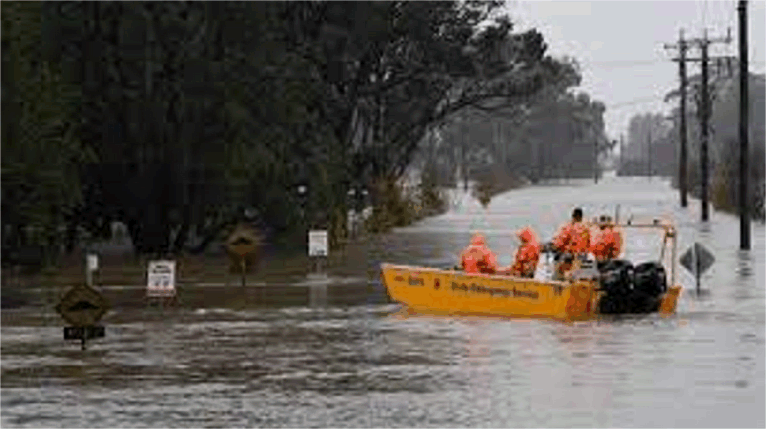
(381, 264, 681, 321)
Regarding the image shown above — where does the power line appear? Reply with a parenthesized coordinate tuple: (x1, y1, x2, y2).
(602, 62, 765, 109)
(585, 60, 667, 68)
(582, 58, 763, 68)
(606, 96, 671, 108)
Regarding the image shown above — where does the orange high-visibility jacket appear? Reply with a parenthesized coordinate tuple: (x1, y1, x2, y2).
(461, 234, 498, 274)
(590, 228, 620, 261)
(511, 227, 541, 277)
(553, 221, 591, 255)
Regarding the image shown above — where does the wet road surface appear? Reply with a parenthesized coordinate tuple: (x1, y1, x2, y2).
(2, 176, 764, 428)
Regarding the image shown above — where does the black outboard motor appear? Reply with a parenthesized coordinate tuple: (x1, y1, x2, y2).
(628, 262, 668, 313)
(597, 259, 635, 314)
(633, 262, 668, 296)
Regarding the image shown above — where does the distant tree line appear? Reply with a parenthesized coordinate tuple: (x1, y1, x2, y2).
(618, 113, 675, 178)
(2, 1, 609, 268)
(413, 58, 613, 187)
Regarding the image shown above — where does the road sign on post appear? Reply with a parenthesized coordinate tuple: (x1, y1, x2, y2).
(55, 284, 109, 350)
(309, 230, 328, 257)
(87, 254, 99, 271)
(227, 231, 257, 258)
(147, 260, 177, 298)
(680, 242, 715, 294)
(55, 285, 109, 327)
(309, 230, 328, 274)
(226, 224, 261, 288)
(85, 253, 99, 287)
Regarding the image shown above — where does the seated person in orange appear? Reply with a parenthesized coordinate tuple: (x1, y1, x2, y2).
(591, 215, 622, 262)
(552, 208, 591, 260)
(460, 233, 498, 274)
(500, 227, 541, 278)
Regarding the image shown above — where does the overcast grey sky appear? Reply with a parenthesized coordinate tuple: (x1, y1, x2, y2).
(503, 1, 765, 140)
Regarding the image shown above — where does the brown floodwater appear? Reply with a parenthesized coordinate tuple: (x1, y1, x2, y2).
(2, 177, 764, 428)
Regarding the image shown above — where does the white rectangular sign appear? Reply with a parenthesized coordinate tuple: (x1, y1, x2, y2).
(87, 254, 99, 271)
(147, 260, 176, 297)
(308, 230, 328, 257)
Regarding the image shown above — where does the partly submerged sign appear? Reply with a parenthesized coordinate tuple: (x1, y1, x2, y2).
(680, 242, 715, 278)
(147, 260, 177, 297)
(308, 230, 328, 257)
(55, 284, 109, 327)
(227, 224, 260, 257)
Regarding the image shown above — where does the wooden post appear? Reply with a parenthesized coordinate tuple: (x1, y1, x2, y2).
(701, 29, 710, 222)
(241, 257, 246, 288)
(679, 29, 689, 207)
(739, 0, 751, 249)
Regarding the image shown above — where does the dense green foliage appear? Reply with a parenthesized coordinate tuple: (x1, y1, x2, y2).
(2, 1, 611, 265)
(2, 2, 93, 265)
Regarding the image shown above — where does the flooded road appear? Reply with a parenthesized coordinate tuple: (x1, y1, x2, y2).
(2, 177, 764, 428)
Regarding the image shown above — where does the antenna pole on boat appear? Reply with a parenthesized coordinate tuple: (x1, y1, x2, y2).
(671, 228, 677, 290)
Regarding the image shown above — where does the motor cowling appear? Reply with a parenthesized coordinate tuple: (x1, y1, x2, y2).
(598, 259, 634, 295)
(597, 259, 634, 314)
(633, 262, 668, 297)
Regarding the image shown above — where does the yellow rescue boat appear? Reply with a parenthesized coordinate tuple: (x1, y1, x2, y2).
(380, 220, 683, 322)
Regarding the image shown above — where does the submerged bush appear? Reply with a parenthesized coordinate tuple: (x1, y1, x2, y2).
(365, 171, 447, 234)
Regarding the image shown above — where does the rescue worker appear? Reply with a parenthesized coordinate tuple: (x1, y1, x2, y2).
(502, 226, 541, 278)
(552, 208, 591, 260)
(460, 233, 498, 274)
(590, 215, 621, 262)
(549, 208, 591, 280)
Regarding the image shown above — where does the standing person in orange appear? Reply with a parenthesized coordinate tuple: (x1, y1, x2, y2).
(552, 208, 591, 259)
(590, 215, 621, 262)
(460, 233, 498, 274)
(501, 227, 541, 278)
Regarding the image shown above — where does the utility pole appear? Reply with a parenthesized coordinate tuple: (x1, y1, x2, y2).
(665, 28, 733, 221)
(679, 31, 689, 206)
(665, 28, 733, 218)
(665, 29, 689, 207)
(700, 28, 710, 221)
(739, 0, 750, 249)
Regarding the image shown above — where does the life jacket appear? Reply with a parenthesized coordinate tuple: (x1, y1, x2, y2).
(591, 228, 620, 261)
(511, 227, 541, 277)
(461, 234, 498, 274)
(553, 221, 591, 255)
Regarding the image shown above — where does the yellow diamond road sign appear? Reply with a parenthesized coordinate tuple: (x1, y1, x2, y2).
(227, 224, 259, 257)
(55, 284, 109, 327)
